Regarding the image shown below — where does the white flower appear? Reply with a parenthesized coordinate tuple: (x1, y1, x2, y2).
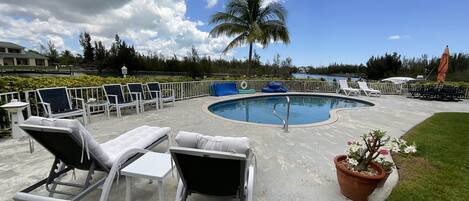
(404, 145, 417, 153)
(385, 141, 400, 153)
(347, 158, 359, 166)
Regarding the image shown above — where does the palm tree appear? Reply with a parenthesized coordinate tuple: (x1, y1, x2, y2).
(209, 0, 290, 76)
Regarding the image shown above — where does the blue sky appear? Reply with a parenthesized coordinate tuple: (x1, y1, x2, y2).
(0, 0, 468, 67)
(187, 0, 469, 66)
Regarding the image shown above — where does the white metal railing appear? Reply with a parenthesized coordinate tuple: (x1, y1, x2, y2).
(0, 80, 467, 132)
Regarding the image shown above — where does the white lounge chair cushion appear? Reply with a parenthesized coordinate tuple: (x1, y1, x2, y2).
(175, 131, 250, 154)
(23, 116, 170, 168)
(23, 116, 111, 167)
(100, 126, 170, 167)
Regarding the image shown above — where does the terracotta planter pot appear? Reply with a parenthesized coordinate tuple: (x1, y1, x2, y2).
(377, 170, 392, 187)
(334, 155, 386, 201)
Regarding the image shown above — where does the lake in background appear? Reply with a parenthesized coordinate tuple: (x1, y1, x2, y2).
(292, 73, 360, 81)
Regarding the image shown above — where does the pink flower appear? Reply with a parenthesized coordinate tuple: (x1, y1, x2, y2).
(347, 141, 352, 145)
(379, 149, 389, 156)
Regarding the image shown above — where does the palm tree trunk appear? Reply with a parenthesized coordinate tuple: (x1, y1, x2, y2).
(247, 42, 253, 76)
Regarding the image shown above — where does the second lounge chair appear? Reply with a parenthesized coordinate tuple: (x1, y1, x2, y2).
(171, 131, 255, 201)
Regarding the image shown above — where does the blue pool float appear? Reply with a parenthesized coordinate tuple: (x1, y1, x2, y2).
(261, 82, 288, 93)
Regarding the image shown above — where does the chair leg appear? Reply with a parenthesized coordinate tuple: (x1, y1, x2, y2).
(175, 179, 187, 201)
(83, 112, 88, 125)
(117, 107, 121, 117)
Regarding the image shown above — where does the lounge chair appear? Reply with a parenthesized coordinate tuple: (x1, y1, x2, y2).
(171, 131, 255, 201)
(127, 83, 159, 112)
(37, 87, 87, 125)
(358, 82, 381, 97)
(337, 80, 360, 96)
(146, 82, 175, 108)
(103, 84, 140, 117)
(14, 116, 170, 201)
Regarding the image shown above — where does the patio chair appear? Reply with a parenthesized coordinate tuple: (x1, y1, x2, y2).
(103, 84, 140, 117)
(146, 82, 175, 108)
(358, 82, 381, 97)
(37, 87, 87, 125)
(337, 80, 360, 96)
(171, 131, 255, 201)
(14, 116, 170, 201)
(127, 83, 159, 112)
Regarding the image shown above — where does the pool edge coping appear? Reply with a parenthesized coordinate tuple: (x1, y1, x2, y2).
(202, 92, 378, 128)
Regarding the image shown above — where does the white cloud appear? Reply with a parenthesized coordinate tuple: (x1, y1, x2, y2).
(388, 35, 401, 40)
(0, 0, 231, 57)
(262, 0, 284, 7)
(206, 0, 218, 8)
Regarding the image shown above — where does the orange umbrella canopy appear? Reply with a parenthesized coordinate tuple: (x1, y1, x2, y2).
(437, 46, 450, 83)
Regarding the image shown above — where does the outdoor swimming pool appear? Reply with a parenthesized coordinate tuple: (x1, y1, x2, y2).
(208, 95, 373, 125)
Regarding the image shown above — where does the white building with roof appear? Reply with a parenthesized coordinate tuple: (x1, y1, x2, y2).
(0, 41, 49, 66)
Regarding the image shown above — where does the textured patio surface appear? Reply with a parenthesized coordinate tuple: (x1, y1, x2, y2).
(1, 93, 468, 201)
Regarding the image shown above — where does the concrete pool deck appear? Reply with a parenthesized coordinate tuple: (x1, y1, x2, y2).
(1, 93, 468, 201)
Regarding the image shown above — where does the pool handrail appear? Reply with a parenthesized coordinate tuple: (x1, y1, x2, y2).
(273, 96, 290, 132)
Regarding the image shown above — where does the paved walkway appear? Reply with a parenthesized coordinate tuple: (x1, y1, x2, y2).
(1, 93, 468, 201)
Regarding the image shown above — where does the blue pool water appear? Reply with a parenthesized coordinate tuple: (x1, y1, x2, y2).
(208, 95, 373, 125)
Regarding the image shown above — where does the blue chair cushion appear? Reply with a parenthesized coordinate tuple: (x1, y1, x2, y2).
(213, 83, 239, 96)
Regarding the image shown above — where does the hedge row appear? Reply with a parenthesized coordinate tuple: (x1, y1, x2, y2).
(0, 75, 195, 93)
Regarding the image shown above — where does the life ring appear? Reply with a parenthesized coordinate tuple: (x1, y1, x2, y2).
(241, 81, 248, 89)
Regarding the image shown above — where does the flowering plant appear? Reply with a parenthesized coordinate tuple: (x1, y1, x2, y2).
(345, 130, 416, 172)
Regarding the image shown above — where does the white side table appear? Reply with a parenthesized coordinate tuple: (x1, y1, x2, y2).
(121, 152, 173, 201)
(86, 101, 110, 122)
(0, 100, 29, 139)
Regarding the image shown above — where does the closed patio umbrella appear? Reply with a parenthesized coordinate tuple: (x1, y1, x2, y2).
(437, 46, 450, 83)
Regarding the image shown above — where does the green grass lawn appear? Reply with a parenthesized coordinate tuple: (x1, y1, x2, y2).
(387, 112, 469, 201)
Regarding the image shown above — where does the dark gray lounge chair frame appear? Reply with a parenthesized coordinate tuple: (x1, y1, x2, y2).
(36, 87, 87, 125)
(170, 147, 255, 201)
(14, 124, 168, 201)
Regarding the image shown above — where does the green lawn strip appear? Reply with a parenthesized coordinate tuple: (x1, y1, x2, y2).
(387, 113, 469, 201)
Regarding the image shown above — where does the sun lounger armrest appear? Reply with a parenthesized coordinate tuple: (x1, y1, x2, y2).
(149, 90, 161, 99)
(14, 192, 69, 201)
(106, 95, 118, 105)
(72, 98, 86, 109)
(99, 148, 150, 201)
(129, 92, 141, 102)
(37, 102, 52, 116)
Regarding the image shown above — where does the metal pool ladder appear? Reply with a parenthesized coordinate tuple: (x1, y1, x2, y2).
(273, 96, 291, 132)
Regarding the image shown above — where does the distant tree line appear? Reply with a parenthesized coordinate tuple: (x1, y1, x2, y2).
(306, 52, 469, 81)
(41, 32, 297, 78)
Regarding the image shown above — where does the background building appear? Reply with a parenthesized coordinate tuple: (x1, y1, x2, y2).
(0, 41, 48, 66)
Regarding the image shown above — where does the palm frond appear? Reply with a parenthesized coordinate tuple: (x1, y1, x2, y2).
(209, 12, 248, 25)
(223, 34, 248, 53)
(259, 2, 287, 23)
(209, 23, 249, 37)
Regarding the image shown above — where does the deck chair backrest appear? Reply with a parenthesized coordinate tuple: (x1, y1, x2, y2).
(170, 147, 247, 197)
(103, 84, 125, 104)
(127, 83, 144, 101)
(37, 87, 72, 114)
(146, 82, 161, 99)
(20, 116, 110, 171)
(358, 82, 369, 90)
(339, 80, 349, 89)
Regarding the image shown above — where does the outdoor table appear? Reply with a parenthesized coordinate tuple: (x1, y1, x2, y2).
(86, 100, 110, 122)
(0, 100, 29, 139)
(121, 152, 173, 201)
